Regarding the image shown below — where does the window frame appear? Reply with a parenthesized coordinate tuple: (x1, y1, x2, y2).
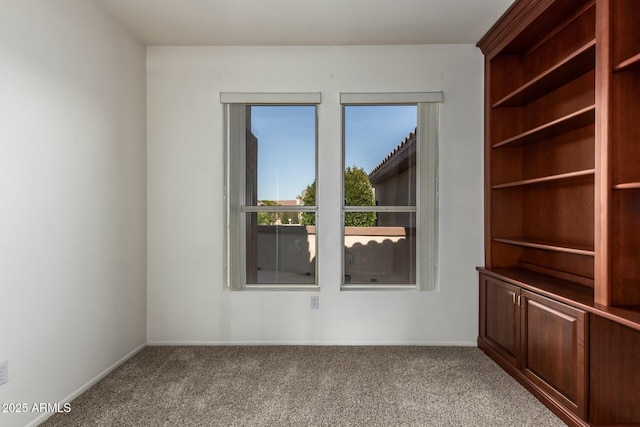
(222, 93, 321, 291)
(340, 93, 442, 291)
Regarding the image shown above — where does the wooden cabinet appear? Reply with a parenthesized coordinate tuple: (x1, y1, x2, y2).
(521, 289, 588, 420)
(480, 275, 520, 367)
(479, 274, 588, 422)
(478, 1, 640, 425)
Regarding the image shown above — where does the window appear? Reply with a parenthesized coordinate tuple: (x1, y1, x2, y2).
(340, 93, 441, 290)
(222, 93, 320, 289)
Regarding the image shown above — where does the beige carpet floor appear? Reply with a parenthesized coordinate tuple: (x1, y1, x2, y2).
(42, 346, 565, 426)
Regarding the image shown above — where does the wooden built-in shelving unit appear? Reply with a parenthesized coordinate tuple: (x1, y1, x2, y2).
(477, 1, 640, 425)
(484, 0, 597, 297)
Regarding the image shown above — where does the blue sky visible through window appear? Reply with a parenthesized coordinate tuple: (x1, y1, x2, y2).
(251, 105, 417, 201)
(344, 105, 417, 172)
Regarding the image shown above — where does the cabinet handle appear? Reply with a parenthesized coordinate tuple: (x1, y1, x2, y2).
(512, 293, 522, 306)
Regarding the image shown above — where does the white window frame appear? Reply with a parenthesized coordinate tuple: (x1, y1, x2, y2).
(340, 92, 441, 291)
(222, 92, 321, 291)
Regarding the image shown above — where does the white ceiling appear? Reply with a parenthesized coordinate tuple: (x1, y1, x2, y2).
(94, 0, 515, 46)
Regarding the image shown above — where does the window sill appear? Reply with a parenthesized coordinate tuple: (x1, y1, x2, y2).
(232, 284, 320, 292)
(340, 284, 418, 291)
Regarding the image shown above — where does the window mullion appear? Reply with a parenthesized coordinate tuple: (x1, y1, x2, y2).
(243, 206, 317, 213)
(343, 206, 416, 213)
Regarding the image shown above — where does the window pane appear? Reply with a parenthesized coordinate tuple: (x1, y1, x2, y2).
(344, 212, 416, 284)
(246, 106, 316, 207)
(246, 212, 316, 285)
(344, 105, 417, 207)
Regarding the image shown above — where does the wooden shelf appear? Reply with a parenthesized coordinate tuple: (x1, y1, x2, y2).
(613, 182, 640, 190)
(493, 237, 594, 256)
(493, 40, 596, 108)
(615, 52, 640, 72)
(492, 169, 594, 189)
(492, 105, 595, 148)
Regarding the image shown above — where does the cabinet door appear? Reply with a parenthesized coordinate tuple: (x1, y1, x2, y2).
(520, 290, 588, 419)
(480, 275, 521, 368)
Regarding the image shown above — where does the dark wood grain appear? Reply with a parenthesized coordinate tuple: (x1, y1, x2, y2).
(521, 290, 588, 419)
(613, 182, 640, 190)
(480, 275, 521, 367)
(590, 315, 640, 424)
(608, 0, 640, 308)
(476, 0, 553, 57)
(611, 0, 640, 67)
(489, 187, 523, 245)
(479, 267, 640, 332)
(479, 268, 595, 308)
(489, 54, 523, 107)
(479, 0, 640, 424)
(484, 59, 493, 267)
(610, 190, 640, 306)
(610, 71, 640, 187)
(615, 52, 640, 71)
(489, 240, 524, 269)
(492, 169, 594, 189)
(493, 105, 595, 148)
(490, 124, 595, 188)
(522, 125, 595, 180)
(493, 40, 595, 108)
(491, 67, 595, 148)
(492, 237, 593, 256)
(519, 261, 594, 288)
(520, 248, 594, 285)
(482, 0, 598, 308)
(523, 178, 594, 248)
(519, 3, 595, 82)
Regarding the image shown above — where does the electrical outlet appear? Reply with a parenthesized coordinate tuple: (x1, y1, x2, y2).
(311, 296, 319, 310)
(0, 360, 8, 385)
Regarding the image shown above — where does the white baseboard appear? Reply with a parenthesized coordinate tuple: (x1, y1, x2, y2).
(27, 343, 147, 427)
(147, 340, 477, 346)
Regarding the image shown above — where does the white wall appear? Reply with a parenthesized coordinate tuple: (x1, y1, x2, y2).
(0, 2, 147, 426)
(147, 45, 484, 345)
